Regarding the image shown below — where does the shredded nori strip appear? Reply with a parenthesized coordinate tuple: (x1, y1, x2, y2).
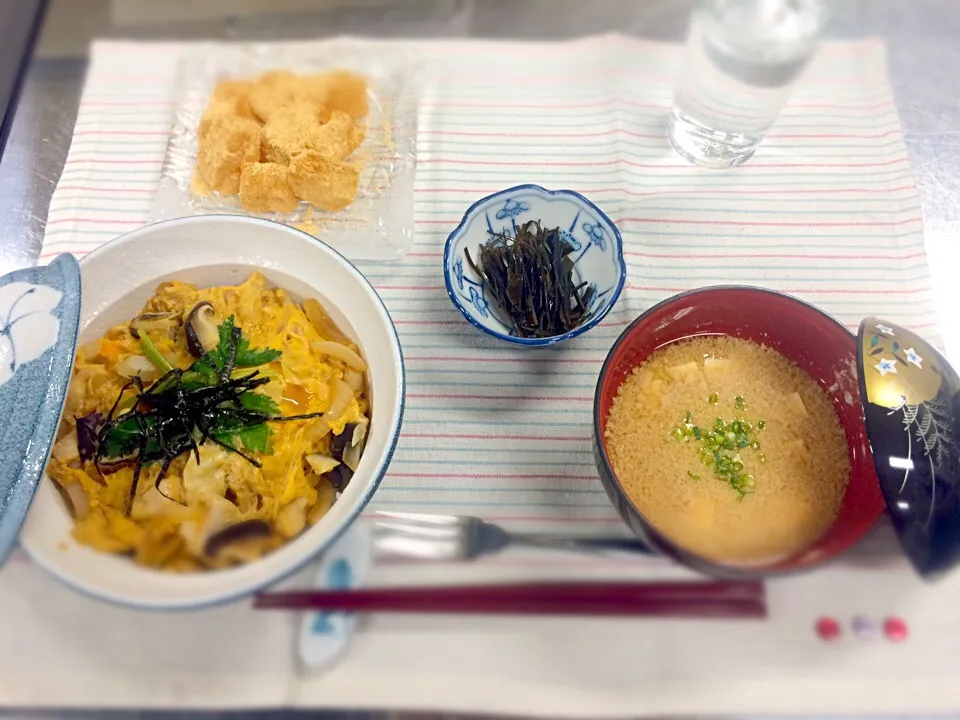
(465, 220, 595, 338)
(94, 317, 326, 515)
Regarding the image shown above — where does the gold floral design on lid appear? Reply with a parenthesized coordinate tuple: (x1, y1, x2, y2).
(861, 321, 942, 408)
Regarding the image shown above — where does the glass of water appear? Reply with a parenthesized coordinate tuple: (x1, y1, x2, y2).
(668, 0, 831, 168)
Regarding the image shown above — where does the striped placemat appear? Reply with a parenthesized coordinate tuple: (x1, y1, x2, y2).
(42, 35, 935, 536)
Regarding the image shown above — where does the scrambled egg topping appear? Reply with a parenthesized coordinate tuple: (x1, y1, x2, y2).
(47, 273, 366, 572)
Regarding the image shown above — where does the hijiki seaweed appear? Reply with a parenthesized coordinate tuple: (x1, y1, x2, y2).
(81, 316, 325, 515)
(465, 220, 594, 338)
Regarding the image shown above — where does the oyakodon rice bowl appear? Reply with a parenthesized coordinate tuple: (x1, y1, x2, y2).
(593, 286, 886, 578)
(21, 216, 404, 609)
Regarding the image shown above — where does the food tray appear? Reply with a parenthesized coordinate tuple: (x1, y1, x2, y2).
(150, 42, 417, 261)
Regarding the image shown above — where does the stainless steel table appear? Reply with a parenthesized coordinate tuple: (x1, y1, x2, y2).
(0, 1, 956, 716)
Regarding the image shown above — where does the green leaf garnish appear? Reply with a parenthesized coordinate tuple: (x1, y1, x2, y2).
(201, 315, 281, 373)
(240, 391, 280, 416)
(236, 343, 282, 368)
(238, 423, 271, 454)
(96, 316, 323, 515)
(101, 416, 147, 458)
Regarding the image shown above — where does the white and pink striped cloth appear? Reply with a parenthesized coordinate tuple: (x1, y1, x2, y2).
(43, 36, 935, 535)
(7, 36, 959, 716)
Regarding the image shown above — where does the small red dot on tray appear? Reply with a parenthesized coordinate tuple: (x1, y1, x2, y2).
(815, 616, 841, 641)
(883, 616, 908, 642)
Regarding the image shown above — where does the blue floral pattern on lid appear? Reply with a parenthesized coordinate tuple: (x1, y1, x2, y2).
(0, 254, 81, 566)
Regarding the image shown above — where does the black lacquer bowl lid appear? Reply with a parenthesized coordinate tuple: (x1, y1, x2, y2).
(857, 318, 960, 578)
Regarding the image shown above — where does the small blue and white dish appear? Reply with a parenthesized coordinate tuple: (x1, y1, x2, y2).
(443, 184, 627, 346)
(0, 253, 81, 566)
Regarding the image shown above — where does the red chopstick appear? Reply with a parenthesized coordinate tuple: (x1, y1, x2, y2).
(253, 580, 766, 618)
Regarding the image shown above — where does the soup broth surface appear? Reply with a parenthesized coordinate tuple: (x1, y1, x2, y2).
(604, 336, 850, 564)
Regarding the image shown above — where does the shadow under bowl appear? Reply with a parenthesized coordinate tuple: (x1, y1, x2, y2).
(593, 286, 886, 578)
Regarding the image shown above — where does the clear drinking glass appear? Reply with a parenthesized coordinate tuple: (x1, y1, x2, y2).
(667, 0, 831, 168)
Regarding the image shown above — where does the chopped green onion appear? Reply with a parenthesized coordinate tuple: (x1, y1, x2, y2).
(735, 395, 746, 411)
(671, 405, 766, 498)
(757, 420, 766, 430)
(708, 392, 720, 405)
(139, 333, 173, 374)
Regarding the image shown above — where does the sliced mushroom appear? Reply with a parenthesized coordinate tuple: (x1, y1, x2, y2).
(326, 464, 353, 492)
(215, 536, 275, 565)
(325, 420, 367, 491)
(117, 354, 161, 380)
(331, 422, 355, 461)
(185, 301, 219, 358)
(129, 312, 179, 340)
(203, 519, 272, 557)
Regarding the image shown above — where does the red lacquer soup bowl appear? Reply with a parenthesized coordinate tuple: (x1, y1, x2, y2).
(593, 286, 886, 578)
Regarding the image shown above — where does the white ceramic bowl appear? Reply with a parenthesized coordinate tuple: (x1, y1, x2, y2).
(20, 216, 405, 609)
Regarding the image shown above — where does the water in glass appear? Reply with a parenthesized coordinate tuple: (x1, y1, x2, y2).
(668, 0, 829, 168)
